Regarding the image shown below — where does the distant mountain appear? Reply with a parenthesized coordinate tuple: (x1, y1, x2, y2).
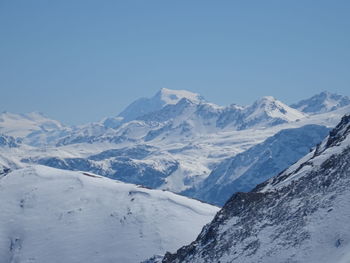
(54, 89, 206, 144)
(138, 95, 305, 140)
(0, 112, 64, 136)
(0, 111, 69, 146)
(162, 114, 350, 263)
(185, 124, 330, 206)
(118, 88, 205, 122)
(0, 165, 218, 263)
(237, 96, 305, 129)
(1, 90, 348, 206)
(55, 94, 307, 147)
(290, 91, 350, 114)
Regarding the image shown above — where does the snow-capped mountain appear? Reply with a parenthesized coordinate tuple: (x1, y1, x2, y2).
(240, 96, 305, 129)
(0, 111, 70, 146)
(185, 124, 330, 206)
(0, 165, 218, 263)
(58, 91, 306, 147)
(0, 112, 65, 137)
(118, 88, 205, 122)
(290, 91, 350, 114)
(161, 114, 350, 263)
(1, 89, 349, 206)
(138, 95, 305, 132)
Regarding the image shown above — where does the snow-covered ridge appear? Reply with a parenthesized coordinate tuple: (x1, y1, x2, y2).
(0, 111, 71, 146)
(0, 111, 65, 138)
(290, 91, 350, 114)
(117, 88, 205, 122)
(161, 114, 350, 263)
(0, 165, 218, 263)
(246, 96, 305, 122)
(259, 114, 350, 192)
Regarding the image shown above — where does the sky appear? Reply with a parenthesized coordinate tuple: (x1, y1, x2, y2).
(0, 0, 349, 124)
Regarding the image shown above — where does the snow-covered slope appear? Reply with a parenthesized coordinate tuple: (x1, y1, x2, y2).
(290, 91, 350, 114)
(162, 114, 350, 263)
(0, 134, 21, 148)
(185, 124, 329, 206)
(0, 165, 218, 263)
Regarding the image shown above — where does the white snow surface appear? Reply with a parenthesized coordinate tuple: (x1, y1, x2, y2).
(1, 91, 349, 196)
(0, 165, 218, 263)
(159, 88, 204, 105)
(290, 91, 350, 114)
(244, 96, 306, 123)
(1, 104, 349, 194)
(0, 112, 65, 138)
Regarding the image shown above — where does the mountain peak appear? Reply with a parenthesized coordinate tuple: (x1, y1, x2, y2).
(260, 95, 276, 102)
(155, 88, 205, 105)
(290, 91, 350, 114)
(118, 88, 205, 122)
(245, 96, 305, 123)
(253, 96, 279, 106)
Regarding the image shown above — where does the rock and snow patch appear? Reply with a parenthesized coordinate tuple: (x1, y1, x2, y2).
(162, 115, 350, 263)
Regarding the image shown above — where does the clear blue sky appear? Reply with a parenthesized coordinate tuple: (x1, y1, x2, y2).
(1, 0, 349, 124)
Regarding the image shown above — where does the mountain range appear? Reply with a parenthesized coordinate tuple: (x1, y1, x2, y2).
(1, 89, 350, 262)
(1, 89, 350, 206)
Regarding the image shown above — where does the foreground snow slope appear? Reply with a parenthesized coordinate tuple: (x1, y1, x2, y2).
(0, 165, 218, 263)
(162, 114, 350, 263)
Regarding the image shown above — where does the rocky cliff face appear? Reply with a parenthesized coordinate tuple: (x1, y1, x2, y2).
(162, 114, 350, 263)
